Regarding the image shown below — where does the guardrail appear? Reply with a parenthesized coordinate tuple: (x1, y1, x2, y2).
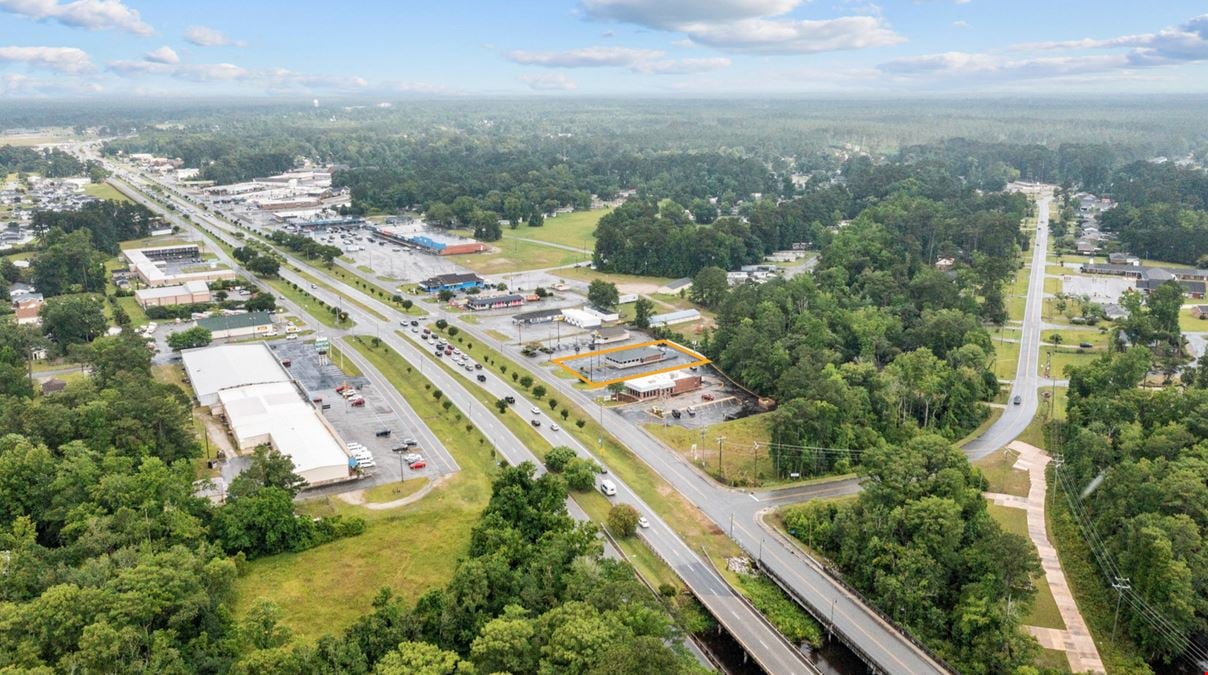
(755, 514, 956, 674)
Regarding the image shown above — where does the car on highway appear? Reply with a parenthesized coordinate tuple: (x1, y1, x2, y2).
(637, 516, 650, 529)
(550, 423, 560, 432)
(599, 480, 617, 496)
(477, 374, 487, 382)
(530, 406, 540, 415)
(531, 419, 541, 427)
(1013, 395, 1022, 405)
(505, 396, 516, 404)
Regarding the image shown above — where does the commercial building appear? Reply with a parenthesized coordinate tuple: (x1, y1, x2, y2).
(606, 345, 667, 370)
(135, 280, 212, 308)
(180, 344, 351, 486)
(196, 311, 277, 339)
(583, 306, 620, 323)
(659, 278, 693, 294)
(593, 326, 630, 344)
(1081, 264, 1208, 298)
(466, 294, 525, 311)
(619, 371, 702, 402)
(181, 343, 292, 406)
(123, 244, 236, 287)
(649, 309, 701, 327)
(419, 272, 485, 293)
(561, 307, 601, 329)
(513, 308, 563, 324)
(374, 226, 487, 256)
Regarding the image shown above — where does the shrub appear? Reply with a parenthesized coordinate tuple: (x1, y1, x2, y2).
(607, 504, 640, 538)
(545, 446, 577, 473)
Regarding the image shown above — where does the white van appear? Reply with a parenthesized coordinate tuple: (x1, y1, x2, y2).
(599, 480, 617, 497)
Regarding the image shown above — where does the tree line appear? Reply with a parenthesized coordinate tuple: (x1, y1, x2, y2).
(0, 328, 363, 672)
(1052, 347, 1208, 668)
(0, 145, 84, 178)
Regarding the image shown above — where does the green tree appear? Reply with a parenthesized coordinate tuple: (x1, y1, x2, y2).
(690, 266, 728, 307)
(607, 504, 640, 537)
(167, 325, 213, 351)
(375, 641, 466, 675)
(587, 279, 619, 309)
(470, 606, 536, 674)
(563, 458, 597, 492)
(633, 297, 654, 329)
(40, 294, 106, 349)
(247, 255, 281, 277)
(241, 598, 294, 650)
(545, 446, 577, 473)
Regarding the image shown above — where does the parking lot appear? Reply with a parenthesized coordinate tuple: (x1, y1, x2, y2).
(267, 339, 458, 495)
(616, 366, 751, 430)
(1060, 273, 1134, 304)
(556, 341, 705, 385)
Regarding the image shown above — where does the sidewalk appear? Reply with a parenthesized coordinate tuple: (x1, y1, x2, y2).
(985, 441, 1105, 674)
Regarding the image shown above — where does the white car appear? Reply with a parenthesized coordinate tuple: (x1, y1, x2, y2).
(550, 423, 560, 432)
(530, 407, 541, 415)
(637, 516, 651, 529)
(402, 452, 422, 464)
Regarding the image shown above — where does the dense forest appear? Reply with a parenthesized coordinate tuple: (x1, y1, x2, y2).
(782, 435, 1042, 673)
(0, 146, 83, 178)
(692, 160, 1026, 476)
(1051, 348, 1208, 667)
(32, 200, 159, 255)
(0, 327, 364, 672)
(1099, 161, 1208, 265)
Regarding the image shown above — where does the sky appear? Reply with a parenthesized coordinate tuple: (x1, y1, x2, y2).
(2, 0, 1208, 99)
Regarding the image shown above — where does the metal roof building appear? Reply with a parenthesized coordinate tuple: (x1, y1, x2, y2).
(181, 343, 291, 407)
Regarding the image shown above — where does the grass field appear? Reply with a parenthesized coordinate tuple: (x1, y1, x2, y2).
(1179, 307, 1208, 333)
(1041, 328, 1109, 349)
(993, 339, 1021, 380)
(1039, 346, 1099, 379)
(233, 336, 500, 642)
(1043, 276, 1062, 295)
(114, 295, 149, 326)
(975, 448, 1030, 497)
(985, 503, 1067, 631)
(84, 182, 131, 203)
(643, 414, 781, 485)
(503, 208, 610, 249)
(553, 267, 675, 292)
(362, 477, 428, 503)
(456, 236, 585, 274)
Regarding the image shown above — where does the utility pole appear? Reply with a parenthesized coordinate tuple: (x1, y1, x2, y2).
(1111, 577, 1131, 641)
(716, 436, 726, 481)
(753, 442, 760, 486)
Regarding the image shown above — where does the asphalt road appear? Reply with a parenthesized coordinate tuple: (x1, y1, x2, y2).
(964, 191, 1052, 460)
(110, 166, 820, 675)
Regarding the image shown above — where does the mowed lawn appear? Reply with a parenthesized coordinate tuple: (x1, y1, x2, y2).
(232, 337, 498, 642)
(84, 182, 131, 202)
(503, 208, 610, 249)
(456, 236, 585, 274)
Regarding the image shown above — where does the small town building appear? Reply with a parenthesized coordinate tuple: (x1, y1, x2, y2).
(658, 278, 693, 295)
(513, 308, 563, 324)
(648, 309, 701, 327)
(195, 311, 277, 339)
(562, 307, 601, 328)
(466, 293, 524, 311)
(135, 280, 212, 308)
(1191, 306, 1208, 320)
(41, 378, 66, 395)
(619, 370, 702, 402)
(605, 345, 667, 370)
(13, 297, 42, 326)
(418, 272, 485, 293)
(583, 306, 619, 322)
(593, 326, 630, 344)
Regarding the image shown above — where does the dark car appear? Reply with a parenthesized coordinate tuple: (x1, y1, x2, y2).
(477, 374, 487, 382)
(1013, 395, 1022, 405)
(531, 419, 541, 427)
(505, 396, 516, 404)
(410, 320, 419, 326)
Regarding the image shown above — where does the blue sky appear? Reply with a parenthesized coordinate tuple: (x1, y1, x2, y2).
(2, 0, 1208, 98)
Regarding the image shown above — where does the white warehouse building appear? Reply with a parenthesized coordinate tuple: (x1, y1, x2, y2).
(181, 344, 351, 486)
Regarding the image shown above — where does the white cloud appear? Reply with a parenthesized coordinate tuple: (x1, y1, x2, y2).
(184, 24, 241, 47)
(507, 46, 663, 68)
(108, 56, 369, 92)
(0, 0, 152, 35)
(0, 72, 101, 96)
(144, 46, 179, 65)
(0, 45, 93, 73)
(634, 56, 731, 74)
(579, 0, 901, 54)
(580, 0, 802, 30)
(679, 15, 903, 53)
(882, 13, 1208, 84)
(394, 80, 460, 95)
(952, 20, 969, 29)
(520, 73, 578, 90)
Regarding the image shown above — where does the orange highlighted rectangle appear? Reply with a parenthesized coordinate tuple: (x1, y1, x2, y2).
(551, 339, 710, 388)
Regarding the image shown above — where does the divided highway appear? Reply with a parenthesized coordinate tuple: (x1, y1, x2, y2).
(107, 168, 822, 675)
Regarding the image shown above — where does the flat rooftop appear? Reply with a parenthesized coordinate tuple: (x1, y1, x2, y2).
(216, 381, 348, 479)
(181, 343, 290, 405)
